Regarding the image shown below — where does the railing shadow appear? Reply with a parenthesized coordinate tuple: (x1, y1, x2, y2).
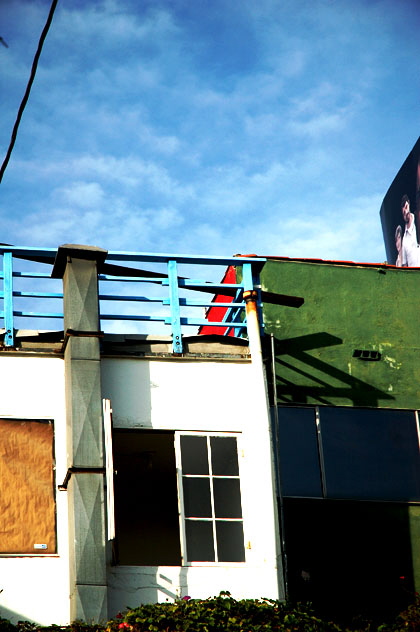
(271, 332, 394, 407)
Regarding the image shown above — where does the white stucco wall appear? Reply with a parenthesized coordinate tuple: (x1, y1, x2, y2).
(0, 352, 283, 623)
(101, 357, 283, 615)
(0, 356, 69, 625)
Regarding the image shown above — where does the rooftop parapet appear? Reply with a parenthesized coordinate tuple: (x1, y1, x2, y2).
(0, 244, 266, 353)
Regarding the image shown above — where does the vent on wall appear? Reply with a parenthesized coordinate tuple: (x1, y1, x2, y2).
(353, 350, 381, 361)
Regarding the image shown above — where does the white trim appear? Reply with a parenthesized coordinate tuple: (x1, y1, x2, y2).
(175, 431, 245, 566)
(103, 398, 115, 541)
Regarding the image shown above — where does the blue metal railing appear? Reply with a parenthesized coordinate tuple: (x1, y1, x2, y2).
(0, 246, 265, 353)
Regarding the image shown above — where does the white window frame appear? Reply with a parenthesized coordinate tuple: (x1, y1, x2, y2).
(175, 431, 246, 566)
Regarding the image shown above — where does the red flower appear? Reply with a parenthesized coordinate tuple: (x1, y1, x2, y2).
(182, 596, 191, 601)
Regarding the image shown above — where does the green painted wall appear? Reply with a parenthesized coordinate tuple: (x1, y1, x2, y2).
(262, 259, 420, 598)
(261, 259, 420, 409)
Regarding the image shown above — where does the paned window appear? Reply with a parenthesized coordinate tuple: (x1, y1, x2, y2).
(178, 434, 245, 563)
(112, 429, 245, 565)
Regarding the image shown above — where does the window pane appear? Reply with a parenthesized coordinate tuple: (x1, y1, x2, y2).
(213, 478, 242, 518)
(183, 478, 212, 517)
(277, 406, 322, 497)
(321, 408, 420, 500)
(185, 520, 215, 561)
(216, 521, 245, 562)
(210, 437, 239, 475)
(181, 436, 209, 474)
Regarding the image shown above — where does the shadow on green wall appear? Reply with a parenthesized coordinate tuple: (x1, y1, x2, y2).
(271, 332, 394, 407)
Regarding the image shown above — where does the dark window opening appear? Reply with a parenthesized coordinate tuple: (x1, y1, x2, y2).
(284, 498, 415, 622)
(113, 429, 182, 566)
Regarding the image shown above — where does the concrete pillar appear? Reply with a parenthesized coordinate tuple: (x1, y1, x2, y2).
(52, 244, 108, 622)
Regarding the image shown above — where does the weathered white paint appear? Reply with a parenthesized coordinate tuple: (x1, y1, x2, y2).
(101, 357, 283, 615)
(0, 351, 282, 623)
(0, 356, 70, 625)
(108, 565, 280, 614)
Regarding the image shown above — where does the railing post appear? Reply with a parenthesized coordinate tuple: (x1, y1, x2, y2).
(3, 252, 14, 347)
(241, 262, 253, 293)
(167, 259, 183, 354)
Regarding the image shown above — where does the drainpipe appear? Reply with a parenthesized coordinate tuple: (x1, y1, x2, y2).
(243, 290, 263, 361)
(242, 280, 286, 601)
(52, 244, 108, 623)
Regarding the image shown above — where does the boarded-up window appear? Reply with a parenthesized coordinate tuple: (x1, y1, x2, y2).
(0, 419, 56, 554)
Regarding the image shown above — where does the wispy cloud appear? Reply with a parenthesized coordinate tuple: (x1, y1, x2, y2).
(0, 0, 418, 269)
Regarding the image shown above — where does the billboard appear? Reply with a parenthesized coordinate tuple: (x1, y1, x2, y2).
(380, 136, 420, 266)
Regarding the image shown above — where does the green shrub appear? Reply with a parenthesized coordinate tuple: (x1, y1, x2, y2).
(107, 591, 341, 632)
(376, 593, 420, 632)
(2, 592, 420, 632)
(0, 618, 18, 632)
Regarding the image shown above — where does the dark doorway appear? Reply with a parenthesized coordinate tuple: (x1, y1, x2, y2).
(283, 498, 414, 623)
(113, 429, 182, 565)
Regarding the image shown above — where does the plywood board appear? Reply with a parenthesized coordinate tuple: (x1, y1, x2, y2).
(0, 419, 56, 553)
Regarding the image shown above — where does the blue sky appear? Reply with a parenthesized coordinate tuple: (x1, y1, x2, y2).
(0, 0, 419, 263)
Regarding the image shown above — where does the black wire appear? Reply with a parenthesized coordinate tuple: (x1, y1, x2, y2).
(0, 0, 58, 184)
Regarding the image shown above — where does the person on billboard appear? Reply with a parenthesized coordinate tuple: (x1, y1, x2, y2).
(395, 225, 403, 266)
(401, 194, 420, 266)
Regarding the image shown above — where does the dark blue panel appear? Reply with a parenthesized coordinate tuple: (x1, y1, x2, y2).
(321, 408, 420, 501)
(277, 406, 322, 497)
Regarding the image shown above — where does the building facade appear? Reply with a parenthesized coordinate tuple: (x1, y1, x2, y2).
(262, 257, 420, 620)
(1, 245, 419, 624)
(0, 244, 283, 624)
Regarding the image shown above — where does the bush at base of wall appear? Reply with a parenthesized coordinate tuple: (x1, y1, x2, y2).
(2, 592, 420, 632)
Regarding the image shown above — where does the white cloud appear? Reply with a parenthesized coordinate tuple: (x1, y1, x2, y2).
(258, 194, 386, 263)
(55, 182, 105, 208)
(0, 0, 416, 274)
(289, 112, 347, 138)
(16, 200, 185, 253)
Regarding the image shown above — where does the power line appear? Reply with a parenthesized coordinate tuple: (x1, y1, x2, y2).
(0, 0, 58, 184)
